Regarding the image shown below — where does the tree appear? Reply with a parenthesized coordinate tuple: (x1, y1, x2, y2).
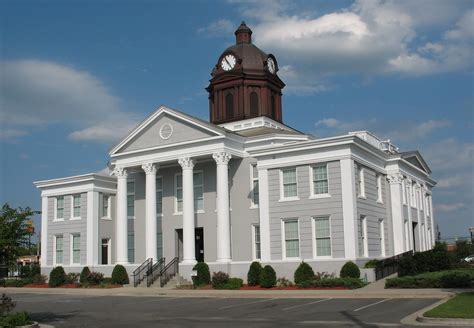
(0, 204, 39, 272)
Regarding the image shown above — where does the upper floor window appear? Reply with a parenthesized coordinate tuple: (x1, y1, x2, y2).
(313, 216, 331, 257)
(127, 181, 135, 217)
(358, 166, 365, 198)
(156, 176, 163, 214)
(376, 174, 383, 203)
(55, 235, 63, 264)
(55, 196, 64, 220)
(101, 194, 110, 218)
(251, 164, 259, 207)
(225, 93, 233, 118)
(175, 172, 204, 213)
(72, 195, 81, 218)
(312, 164, 329, 196)
(250, 92, 259, 116)
(281, 168, 298, 200)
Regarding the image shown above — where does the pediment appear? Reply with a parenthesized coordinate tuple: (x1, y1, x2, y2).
(110, 106, 223, 155)
(401, 151, 431, 174)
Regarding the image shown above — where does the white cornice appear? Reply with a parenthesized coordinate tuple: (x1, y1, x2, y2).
(34, 173, 115, 189)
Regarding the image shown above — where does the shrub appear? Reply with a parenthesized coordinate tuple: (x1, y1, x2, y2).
(111, 264, 129, 285)
(0, 311, 32, 327)
(30, 264, 41, 277)
(31, 274, 47, 284)
(4, 279, 25, 288)
(260, 265, 276, 288)
(364, 259, 379, 268)
(87, 271, 104, 285)
(276, 277, 293, 288)
(340, 261, 360, 279)
(440, 272, 472, 288)
(64, 272, 80, 285)
(432, 252, 452, 271)
(214, 278, 243, 290)
(19, 265, 30, 278)
(433, 242, 448, 253)
(398, 256, 417, 276)
(49, 266, 66, 287)
(0, 279, 5, 288)
(294, 262, 315, 286)
(211, 271, 229, 288)
(80, 266, 91, 284)
(413, 251, 431, 273)
(247, 261, 263, 286)
(192, 262, 211, 287)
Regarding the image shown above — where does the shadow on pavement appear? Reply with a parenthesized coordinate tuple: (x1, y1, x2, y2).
(29, 311, 77, 324)
(341, 310, 379, 327)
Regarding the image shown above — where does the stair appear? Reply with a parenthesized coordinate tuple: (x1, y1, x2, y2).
(154, 275, 192, 289)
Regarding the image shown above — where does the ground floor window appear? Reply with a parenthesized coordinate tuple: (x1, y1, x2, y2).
(101, 238, 110, 265)
(55, 235, 63, 264)
(359, 215, 368, 257)
(379, 219, 386, 256)
(283, 219, 299, 258)
(252, 225, 261, 260)
(313, 216, 331, 257)
(128, 233, 135, 263)
(71, 234, 81, 264)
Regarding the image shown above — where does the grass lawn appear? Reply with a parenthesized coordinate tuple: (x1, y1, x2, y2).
(424, 292, 474, 319)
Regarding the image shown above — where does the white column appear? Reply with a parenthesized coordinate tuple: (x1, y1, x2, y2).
(40, 196, 48, 267)
(142, 163, 158, 262)
(340, 158, 357, 259)
(86, 191, 99, 266)
(388, 173, 405, 255)
(258, 168, 271, 261)
(178, 157, 196, 265)
(213, 151, 232, 263)
(429, 195, 436, 246)
(406, 178, 414, 250)
(114, 166, 129, 264)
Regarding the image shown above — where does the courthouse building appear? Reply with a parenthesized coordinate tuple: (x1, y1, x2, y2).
(34, 23, 436, 281)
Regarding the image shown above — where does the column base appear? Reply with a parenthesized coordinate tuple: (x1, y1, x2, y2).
(216, 258, 232, 263)
(181, 259, 197, 265)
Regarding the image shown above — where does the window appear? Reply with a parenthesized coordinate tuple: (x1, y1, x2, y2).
(156, 176, 163, 214)
(426, 194, 431, 216)
(379, 219, 385, 256)
(101, 194, 110, 218)
(101, 238, 110, 265)
(128, 233, 135, 263)
(252, 225, 261, 260)
(419, 188, 424, 210)
(411, 181, 416, 207)
(71, 234, 80, 264)
(376, 175, 383, 202)
(281, 168, 298, 199)
(72, 195, 81, 218)
(359, 216, 368, 257)
(55, 196, 64, 220)
(176, 172, 204, 213)
(402, 178, 407, 205)
(404, 219, 410, 251)
(225, 93, 233, 118)
(250, 92, 259, 116)
(312, 164, 329, 196)
(251, 164, 259, 207)
(358, 166, 365, 198)
(127, 181, 135, 217)
(313, 216, 331, 257)
(55, 235, 63, 264)
(157, 216, 163, 260)
(283, 219, 299, 258)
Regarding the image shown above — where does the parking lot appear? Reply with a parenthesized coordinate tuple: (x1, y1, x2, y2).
(10, 292, 439, 327)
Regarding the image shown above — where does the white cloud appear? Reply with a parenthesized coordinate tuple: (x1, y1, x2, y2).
(314, 117, 377, 137)
(387, 120, 451, 142)
(435, 203, 466, 212)
(0, 60, 137, 143)
(197, 19, 234, 37)
(0, 128, 28, 141)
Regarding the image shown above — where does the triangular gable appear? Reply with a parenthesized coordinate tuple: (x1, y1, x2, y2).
(110, 105, 224, 155)
(401, 151, 432, 174)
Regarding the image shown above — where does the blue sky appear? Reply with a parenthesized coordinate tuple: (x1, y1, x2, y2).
(1, 0, 473, 241)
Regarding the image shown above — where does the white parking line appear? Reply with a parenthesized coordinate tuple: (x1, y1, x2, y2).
(219, 298, 277, 310)
(353, 299, 391, 312)
(283, 298, 332, 311)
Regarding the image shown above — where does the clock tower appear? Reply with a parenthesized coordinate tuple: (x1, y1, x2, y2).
(207, 22, 285, 124)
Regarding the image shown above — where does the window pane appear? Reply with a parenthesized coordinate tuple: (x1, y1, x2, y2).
(285, 221, 298, 239)
(315, 218, 330, 238)
(253, 181, 259, 205)
(286, 240, 299, 257)
(283, 169, 296, 184)
(127, 195, 134, 216)
(128, 233, 135, 263)
(73, 195, 81, 206)
(314, 181, 329, 194)
(176, 175, 182, 188)
(57, 197, 64, 208)
(316, 238, 331, 256)
(156, 177, 163, 190)
(56, 236, 63, 250)
(57, 208, 64, 219)
(73, 235, 80, 249)
(156, 191, 163, 214)
(284, 183, 297, 197)
(127, 181, 135, 193)
(252, 165, 258, 177)
(313, 165, 327, 181)
(194, 172, 203, 185)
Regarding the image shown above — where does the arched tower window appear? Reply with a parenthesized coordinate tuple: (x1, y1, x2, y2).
(250, 92, 259, 117)
(225, 93, 234, 119)
(271, 94, 276, 119)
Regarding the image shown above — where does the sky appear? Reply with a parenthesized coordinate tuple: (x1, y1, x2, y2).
(1, 0, 473, 241)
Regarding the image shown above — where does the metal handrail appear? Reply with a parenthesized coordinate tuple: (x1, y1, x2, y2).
(132, 258, 153, 287)
(146, 257, 166, 287)
(159, 257, 179, 287)
(374, 250, 413, 280)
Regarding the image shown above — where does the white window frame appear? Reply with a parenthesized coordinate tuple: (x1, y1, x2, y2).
(251, 224, 261, 261)
(358, 166, 366, 198)
(281, 218, 300, 260)
(54, 196, 64, 221)
(53, 234, 63, 265)
(279, 167, 299, 201)
(359, 215, 368, 257)
(127, 180, 135, 219)
(71, 194, 81, 220)
(309, 164, 331, 199)
(311, 216, 332, 258)
(250, 164, 259, 208)
(174, 171, 204, 215)
(379, 219, 386, 257)
(100, 194, 111, 220)
(70, 233, 81, 265)
(376, 174, 383, 203)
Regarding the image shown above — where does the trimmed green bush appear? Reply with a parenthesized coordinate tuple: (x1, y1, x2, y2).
(214, 278, 243, 290)
(294, 262, 315, 286)
(0, 311, 32, 327)
(4, 279, 25, 288)
(247, 261, 263, 286)
(455, 241, 471, 260)
(260, 265, 276, 288)
(192, 262, 211, 286)
(211, 271, 229, 288)
(80, 266, 91, 284)
(49, 266, 66, 287)
(398, 256, 417, 276)
(364, 259, 379, 268)
(111, 264, 129, 285)
(340, 261, 360, 279)
(386, 269, 474, 289)
(440, 272, 471, 288)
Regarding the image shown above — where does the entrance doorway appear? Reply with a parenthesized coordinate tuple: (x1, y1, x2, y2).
(412, 222, 419, 252)
(101, 238, 111, 265)
(176, 228, 204, 262)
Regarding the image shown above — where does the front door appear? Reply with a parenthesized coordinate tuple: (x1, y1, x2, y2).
(101, 238, 109, 265)
(176, 228, 204, 262)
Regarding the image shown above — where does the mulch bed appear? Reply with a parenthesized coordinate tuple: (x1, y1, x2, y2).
(23, 283, 49, 288)
(195, 284, 348, 290)
(22, 283, 123, 289)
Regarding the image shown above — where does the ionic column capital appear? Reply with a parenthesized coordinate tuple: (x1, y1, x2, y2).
(212, 151, 232, 165)
(178, 157, 195, 170)
(113, 166, 128, 179)
(387, 173, 403, 184)
(142, 162, 158, 175)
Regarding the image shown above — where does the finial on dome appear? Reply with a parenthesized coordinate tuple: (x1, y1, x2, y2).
(235, 21, 252, 44)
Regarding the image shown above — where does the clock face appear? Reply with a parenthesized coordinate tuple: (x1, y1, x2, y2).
(221, 54, 236, 71)
(267, 57, 276, 74)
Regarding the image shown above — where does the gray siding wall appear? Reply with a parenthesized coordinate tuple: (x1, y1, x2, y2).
(355, 163, 390, 258)
(267, 161, 344, 260)
(47, 194, 87, 266)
